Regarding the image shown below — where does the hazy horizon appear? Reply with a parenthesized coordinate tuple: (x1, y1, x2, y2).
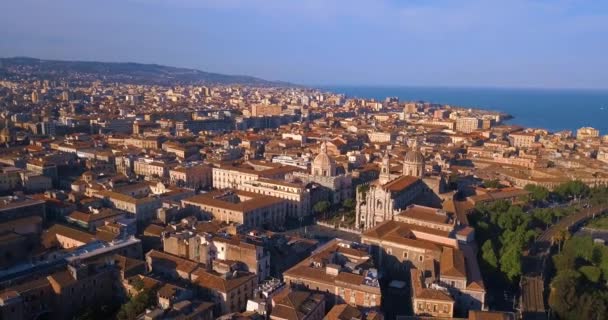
(2, 0, 608, 89)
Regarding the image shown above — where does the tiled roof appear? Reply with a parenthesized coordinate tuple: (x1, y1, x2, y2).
(42, 224, 96, 248)
(325, 304, 362, 320)
(182, 190, 283, 213)
(192, 268, 256, 293)
(440, 247, 467, 279)
(410, 268, 453, 302)
(381, 175, 420, 192)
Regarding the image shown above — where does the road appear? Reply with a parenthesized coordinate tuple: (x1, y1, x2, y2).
(520, 205, 607, 319)
(281, 224, 361, 243)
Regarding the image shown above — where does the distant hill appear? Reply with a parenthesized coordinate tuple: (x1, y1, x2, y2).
(0, 57, 291, 86)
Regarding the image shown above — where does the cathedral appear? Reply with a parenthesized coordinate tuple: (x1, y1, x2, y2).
(355, 146, 433, 230)
(290, 141, 352, 206)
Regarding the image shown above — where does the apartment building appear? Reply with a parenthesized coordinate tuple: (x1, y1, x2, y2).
(251, 104, 282, 117)
(576, 126, 600, 140)
(212, 163, 300, 190)
(410, 268, 455, 318)
(509, 132, 538, 148)
(169, 163, 212, 190)
(93, 190, 161, 222)
(134, 158, 175, 179)
(145, 250, 257, 315)
(455, 117, 481, 133)
(163, 230, 270, 282)
(182, 190, 287, 229)
(239, 178, 310, 219)
(283, 239, 382, 310)
(0, 262, 117, 320)
(125, 136, 163, 150)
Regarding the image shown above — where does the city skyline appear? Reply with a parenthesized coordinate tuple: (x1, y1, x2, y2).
(2, 0, 608, 89)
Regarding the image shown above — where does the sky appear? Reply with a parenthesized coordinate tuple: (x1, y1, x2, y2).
(1, 0, 608, 89)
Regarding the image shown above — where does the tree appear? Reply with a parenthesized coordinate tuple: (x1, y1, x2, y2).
(549, 270, 581, 319)
(577, 291, 608, 320)
(555, 180, 591, 201)
(73, 302, 121, 320)
(313, 201, 330, 216)
(554, 229, 570, 253)
(549, 235, 608, 320)
(481, 240, 498, 269)
(499, 244, 522, 282)
(524, 184, 549, 203)
(532, 208, 554, 227)
(342, 198, 355, 211)
(483, 179, 502, 189)
(579, 266, 602, 283)
(117, 288, 156, 320)
(497, 205, 528, 231)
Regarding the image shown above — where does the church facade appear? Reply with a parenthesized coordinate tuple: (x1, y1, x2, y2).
(356, 147, 433, 230)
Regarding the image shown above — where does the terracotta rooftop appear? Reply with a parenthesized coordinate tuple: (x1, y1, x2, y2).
(395, 204, 455, 225)
(410, 268, 454, 302)
(440, 247, 467, 279)
(362, 220, 451, 251)
(42, 224, 96, 248)
(192, 268, 256, 293)
(381, 175, 420, 192)
(271, 290, 324, 320)
(182, 190, 284, 213)
(325, 304, 363, 320)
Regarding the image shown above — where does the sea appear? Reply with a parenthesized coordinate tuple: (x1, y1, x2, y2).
(321, 86, 608, 135)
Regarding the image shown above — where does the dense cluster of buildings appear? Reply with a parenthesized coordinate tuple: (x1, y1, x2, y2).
(0, 70, 603, 319)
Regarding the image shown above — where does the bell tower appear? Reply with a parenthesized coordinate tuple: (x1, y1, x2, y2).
(379, 151, 391, 185)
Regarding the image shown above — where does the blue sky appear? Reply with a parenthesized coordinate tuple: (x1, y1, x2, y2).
(1, 0, 607, 89)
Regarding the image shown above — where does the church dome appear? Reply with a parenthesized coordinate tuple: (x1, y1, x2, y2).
(403, 147, 425, 178)
(312, 142, 337, 177)
(313, 152, 336, 168)
(404, 149, 424, 164)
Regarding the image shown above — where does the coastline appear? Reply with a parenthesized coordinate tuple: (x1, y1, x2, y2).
(320, 85, 607, 135)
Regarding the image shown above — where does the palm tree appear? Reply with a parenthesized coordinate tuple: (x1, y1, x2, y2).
(554, 229, 571, 253)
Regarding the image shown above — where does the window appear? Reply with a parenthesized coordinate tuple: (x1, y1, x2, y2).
(403, 252, 408, 259)
(419, 255, 423, 262)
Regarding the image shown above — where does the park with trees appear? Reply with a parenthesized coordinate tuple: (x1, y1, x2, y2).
(548, 235, 608, 319)
(471, 180, 607, 310)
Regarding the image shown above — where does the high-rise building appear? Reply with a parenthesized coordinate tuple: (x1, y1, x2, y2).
(576, 127, 600, 140)
(455, 117, 481, 133)
(31, 90, 39, 103)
